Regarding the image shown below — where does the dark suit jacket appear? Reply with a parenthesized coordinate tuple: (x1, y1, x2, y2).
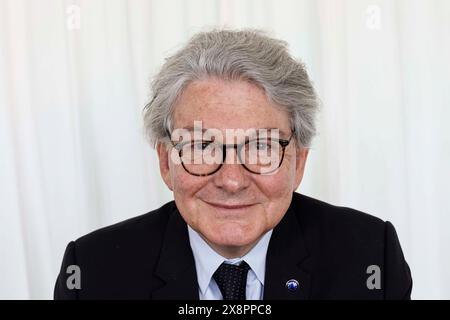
(54, 192, 412, 300)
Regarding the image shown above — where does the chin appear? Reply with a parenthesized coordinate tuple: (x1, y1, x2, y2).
(204, 222, 262, 249)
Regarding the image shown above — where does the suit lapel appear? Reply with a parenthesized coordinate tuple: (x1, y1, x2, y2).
(152, 207, 199, 300)
(263, 199, 312, 300)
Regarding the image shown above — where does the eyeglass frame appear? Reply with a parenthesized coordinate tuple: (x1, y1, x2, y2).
(165, 128, 296, 176)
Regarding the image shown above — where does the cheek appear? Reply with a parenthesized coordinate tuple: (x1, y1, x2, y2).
(171, 169, 200, 196)
(168, 156, 195, 192)
(253, 156, 297, 223)
(258, 161, 296, 196)
(169, 164, 207, 215)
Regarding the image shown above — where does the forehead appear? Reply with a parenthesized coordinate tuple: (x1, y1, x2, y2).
(172, 78, 291, 133)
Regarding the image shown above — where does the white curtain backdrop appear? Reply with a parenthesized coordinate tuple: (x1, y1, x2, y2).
(0, 0, 449, 299)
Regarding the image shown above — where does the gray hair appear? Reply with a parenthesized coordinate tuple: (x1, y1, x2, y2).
(143, 28, 319, 149)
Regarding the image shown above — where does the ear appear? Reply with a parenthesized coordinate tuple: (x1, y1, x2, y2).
(156, 142, 174, 191)
(293, 147, 309, 190)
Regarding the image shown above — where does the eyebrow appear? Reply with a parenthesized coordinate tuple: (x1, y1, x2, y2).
(177, 126, 290, 137)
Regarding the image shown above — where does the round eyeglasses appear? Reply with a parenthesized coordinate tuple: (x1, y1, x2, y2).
(168, 131, 295, 176)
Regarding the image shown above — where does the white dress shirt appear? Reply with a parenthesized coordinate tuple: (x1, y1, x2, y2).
(187, 225, 273, 300)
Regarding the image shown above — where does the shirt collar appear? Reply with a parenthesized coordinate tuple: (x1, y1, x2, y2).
(187, 225, 273, 296)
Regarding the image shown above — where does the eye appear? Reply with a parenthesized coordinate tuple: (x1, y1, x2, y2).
(255, 140, 272, 150)
(193, 141, 212, 151)
(247, 139, 272, 151)
(257, 142, 268, 150)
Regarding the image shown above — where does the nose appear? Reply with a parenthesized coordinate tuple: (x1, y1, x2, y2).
(213, 146, 250, 193)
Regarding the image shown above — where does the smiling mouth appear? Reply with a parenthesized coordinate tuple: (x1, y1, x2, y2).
(205, 201, 256, 210)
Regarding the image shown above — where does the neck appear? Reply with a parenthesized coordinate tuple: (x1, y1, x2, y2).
(201, 235, 263, 260)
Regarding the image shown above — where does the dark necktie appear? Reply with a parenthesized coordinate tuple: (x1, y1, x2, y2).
(213, 261, 251, 300)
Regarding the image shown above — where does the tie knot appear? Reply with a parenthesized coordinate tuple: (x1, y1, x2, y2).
(213, 261, 251, 300)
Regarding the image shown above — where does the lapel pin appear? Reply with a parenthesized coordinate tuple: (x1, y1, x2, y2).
(286, 279, 299, 292)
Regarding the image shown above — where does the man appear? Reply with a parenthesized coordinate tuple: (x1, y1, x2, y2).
(54, 29, 412, 300)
